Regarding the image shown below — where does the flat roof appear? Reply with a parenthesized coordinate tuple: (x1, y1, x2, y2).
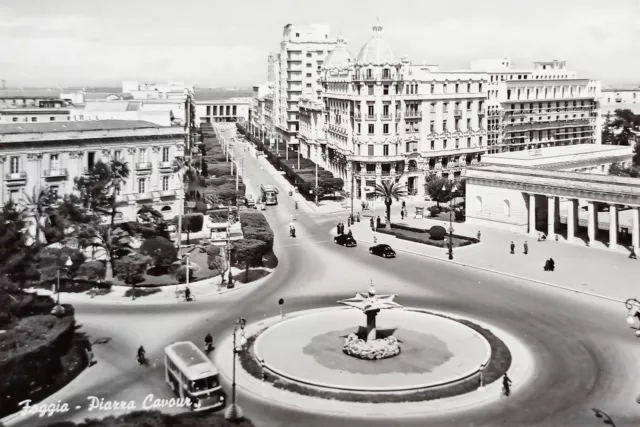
(0, 120, 163, 134)
(0, 89, 62, 99)
(483, 144, 633, 168)
(487, 144, 622, 160)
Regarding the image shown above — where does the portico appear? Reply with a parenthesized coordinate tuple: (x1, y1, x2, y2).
(467, 166, 640, 251)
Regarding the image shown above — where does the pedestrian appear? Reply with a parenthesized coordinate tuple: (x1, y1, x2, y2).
(502, 373, 512, 397)
(356, 213, 360, 222)
(347, 228, 352, 236)
(510, 241, 515, 254)
(402, 200, 406, 209)
(630, 247, 637, 259)
(370, 217, 374, 229)
(373, 236, 378, 244)
(361, 201, 366, 211)
(523, 241, 528, 255)
(400, 210, 405, 220)
(347, 217, 351, 227)
(477, 230, 481, 241)
(549, 258, 555, 271)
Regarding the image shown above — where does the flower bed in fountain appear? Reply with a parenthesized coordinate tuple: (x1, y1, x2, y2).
(343, 333, 400, 360)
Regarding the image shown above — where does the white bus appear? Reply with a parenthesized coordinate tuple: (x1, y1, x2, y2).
(164, 341, 226, 411)
(260, 184, 278, 205)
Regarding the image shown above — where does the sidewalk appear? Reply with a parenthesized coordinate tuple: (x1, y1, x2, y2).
(29, 266, 271, 306)
(344, 201, 640, 303)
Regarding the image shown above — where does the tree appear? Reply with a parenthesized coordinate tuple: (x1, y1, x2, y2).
(175, 213, 204, 244)
(602, 109, 640, 146)
(76, 260, 106, 281)
(206, 245, 228, 284)
(36, 247, 85, 282)
(135, 205, 170, 239)
(140, 236, 177, 271)
(77, 225, 133, 277)
(173, 156, 199, 253)
(19, 186, 58, 247)
(426, 178, 454, 207)
(634, 137, 640, 167)
(373, 180, 408, 228)
(0, 200, 37, 288)
(232, 239, 267, 283)
(114, 253, 152, 285)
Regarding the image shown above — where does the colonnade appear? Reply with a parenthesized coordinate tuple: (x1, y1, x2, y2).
(527, 193, 640, 250)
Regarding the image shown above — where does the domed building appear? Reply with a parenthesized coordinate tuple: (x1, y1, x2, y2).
(300, 23, 489, 203)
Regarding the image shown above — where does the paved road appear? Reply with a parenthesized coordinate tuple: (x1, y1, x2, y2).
(11, 137, 640, 427)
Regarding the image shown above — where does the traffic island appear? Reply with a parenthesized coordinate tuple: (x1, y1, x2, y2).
(235, 307, 511, 401)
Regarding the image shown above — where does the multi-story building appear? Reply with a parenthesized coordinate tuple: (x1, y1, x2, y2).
(250, 83, 273, 141)
(267, 54, 277, 83)
(121, 81, 194, 101)
(601, 86, 640, 115)
(272, 24, 336, 147)
(302, 24, 489, 200)
(0, 120, 186, 221)
(195, 97, 251, 125)
(480, 59, 601, 154)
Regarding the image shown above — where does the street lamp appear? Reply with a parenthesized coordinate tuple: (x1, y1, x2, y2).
(52, 257, 73, 317)
(443, 183, 458, 260)
(625, 298, 640, 336)
(224, 317, 247, 421)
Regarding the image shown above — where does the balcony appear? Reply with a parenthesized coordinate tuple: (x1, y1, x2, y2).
(453, 108, 462, 117)
(395, 113, 402, 121)
(354, 113, 362, 120)
(4, 171, 27, 186)
(381, 114, 392, 121)
(365, 114, 377, 120)
(158, 161, 173, 171)
(43, 168, 68, 180)
(404, 111, 422, 119)
(136, 162, 153, 175)
(363, 74, 377, 82)
(407, 167, 419, 173)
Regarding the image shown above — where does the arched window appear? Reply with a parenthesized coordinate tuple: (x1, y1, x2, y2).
(475, 196, 482, 213)
(161, 206, 172, 212)
(503, 200, 511, 217)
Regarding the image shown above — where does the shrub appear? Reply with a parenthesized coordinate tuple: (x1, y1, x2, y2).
(209, 163, 232, 177)
(113, 253, 152, 285)
(140, 237, 177, 269)
(0, 315, 76, 416)
(429, 226, 447, 240)
(428, 206, 441, 217)
(172, 264, 194, 284)
(177, 213, 205, 244)
(206, 177, 228, 187)
(390, 223, 428, 233)
(208, 210, 229, 223)
(232, 239, 268, 282)
(239, 211, 274, 250)
(124, 287, 161, 298)
(76, 260, 106, 281)
(194, 199, 208, 214)
(210, 182, 245, 205)
(36, 247, 86, 281)
(454, 209, 465, 222)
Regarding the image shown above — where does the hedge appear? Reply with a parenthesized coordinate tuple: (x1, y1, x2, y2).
(0, 313, 77, 415)
(390, 223, 428, 234)
(46, 410, 255, 427)
(239, 211, 274, 250)
(377, 226, 479, 248)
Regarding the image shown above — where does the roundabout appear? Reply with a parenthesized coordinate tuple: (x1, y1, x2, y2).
(253, 307, 492, 392)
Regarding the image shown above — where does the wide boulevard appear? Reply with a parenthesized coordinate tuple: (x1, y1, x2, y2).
(11, 138, 640, 427)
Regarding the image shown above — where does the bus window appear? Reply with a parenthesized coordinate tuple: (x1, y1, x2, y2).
(191, 375, 219, 392)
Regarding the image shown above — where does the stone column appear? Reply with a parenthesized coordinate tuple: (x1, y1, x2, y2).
(567, 199, 579, 242)
(587, 201, 596, 244)
(360, 178, 366, 202)
(632, 207, 640, 251)
(528, 193, 537, 235)
(547, 196, 556, 238)
(609, 204, 618, 249)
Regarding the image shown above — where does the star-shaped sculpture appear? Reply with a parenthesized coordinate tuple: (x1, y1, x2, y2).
(338, 284, 403, 313)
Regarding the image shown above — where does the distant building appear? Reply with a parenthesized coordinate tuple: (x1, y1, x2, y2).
(601, 87, 640, 115)
(194, 96, 251, 125)
(271, 24, 337, 146)
(250, 83, 273, 141)
(0, 120, 186, 221)
(267, 53, 277, 83)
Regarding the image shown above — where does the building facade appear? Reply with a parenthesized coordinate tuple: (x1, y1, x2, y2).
(195, 97, 251, 125)
(271, 24, 336, 146)
(481, 59, 601, 154)
(250, 83, 273, 142)
(0, 120, 186, 222)
(300, 24, 489, 200)
(601, 87, 640, 115)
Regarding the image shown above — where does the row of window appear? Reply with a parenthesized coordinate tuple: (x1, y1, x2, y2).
(355, 137, 484, 156)
(506, 86, 594, 101)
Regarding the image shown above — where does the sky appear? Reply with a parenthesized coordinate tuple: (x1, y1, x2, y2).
(1, 0, 639, 88)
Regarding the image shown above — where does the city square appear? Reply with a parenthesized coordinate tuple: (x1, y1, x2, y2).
(1, 2, 640, 427)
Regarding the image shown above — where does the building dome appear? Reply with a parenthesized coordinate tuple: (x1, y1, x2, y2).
(356, 23, 397, 66)
(323, 35, 354, 70)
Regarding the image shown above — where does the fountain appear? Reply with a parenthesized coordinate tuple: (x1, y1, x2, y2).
(337, 282, 404, 360)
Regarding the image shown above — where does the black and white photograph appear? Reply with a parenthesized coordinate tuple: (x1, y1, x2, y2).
(0, 1, 639, 426)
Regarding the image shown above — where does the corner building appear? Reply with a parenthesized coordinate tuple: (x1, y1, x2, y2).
(300, 24, 488, 200)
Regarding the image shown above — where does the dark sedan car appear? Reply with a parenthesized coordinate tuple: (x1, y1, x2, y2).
(369, 244, 396, 258)
(334, 234, 357, 247)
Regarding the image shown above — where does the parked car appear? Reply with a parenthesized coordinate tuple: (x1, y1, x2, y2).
(369, 244, 396, 258)
(334, 234, 357, 247)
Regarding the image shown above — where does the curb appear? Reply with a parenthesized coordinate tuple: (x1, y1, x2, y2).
(349, 232, 624, 304)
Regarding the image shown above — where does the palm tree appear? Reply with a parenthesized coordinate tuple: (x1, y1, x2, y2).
(173, 157, 199, 255)
(19, 186, 56, 246)
(78, 225, 132, 280)
(373, 179, 408, 228)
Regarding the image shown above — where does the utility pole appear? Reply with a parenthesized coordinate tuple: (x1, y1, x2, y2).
(351, 173, 355, 218)
(315, 158, 319, 207)
(297, 145, 300, 170)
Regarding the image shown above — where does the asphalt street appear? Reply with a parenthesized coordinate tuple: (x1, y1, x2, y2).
(10, 137, 640, 427)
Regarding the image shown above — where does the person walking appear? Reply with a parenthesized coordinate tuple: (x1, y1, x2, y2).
(400, 209, 405, 220)
(510, 241, 515, 254)
(356, 213, 361, 222)
(523, 241, 528, 255)
(477, 230, 481, 241)
(630, 247, 637, 259)
(502, 373, 512, 397)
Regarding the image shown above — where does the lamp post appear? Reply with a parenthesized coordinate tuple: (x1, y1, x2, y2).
(443, 182, 458, 260)
(625, 298, 640, 336)
(52, 257, 73, 317)
(182, 253, 190, 290)
(224, 317, 247, 421)
(226, 201, 234, 288)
